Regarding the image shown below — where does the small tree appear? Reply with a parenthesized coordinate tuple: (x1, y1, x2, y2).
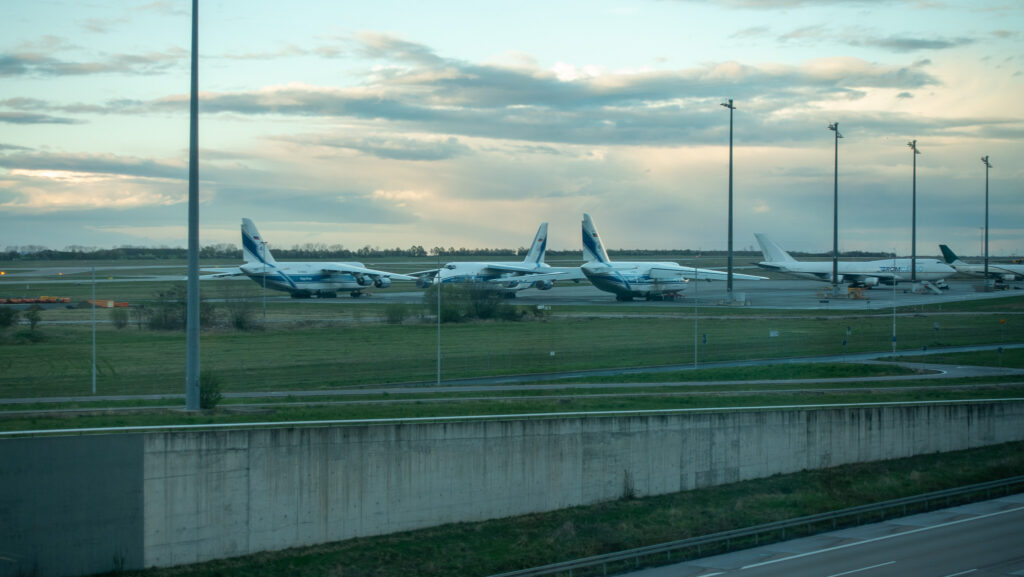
(0, 307, 17, 329)
(111, 307, 130, 329)
(24, 304, 42, 331)
(200, 370, 223, 410)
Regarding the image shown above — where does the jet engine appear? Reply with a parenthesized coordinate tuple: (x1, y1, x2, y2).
(417, 277, 434, 289)
(374, 277, 391, 288)
(861, 277, 880, 287)
(356, 275, 374, 286)
(533, 280, 554, 290)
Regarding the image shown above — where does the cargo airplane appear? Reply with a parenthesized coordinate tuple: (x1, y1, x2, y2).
(206, 218, 415, 298)
(939, 245, 1024, 282)
(412, 222, 584, 296)
(755, 233, 955, 287)
(581, 213, 764, 301)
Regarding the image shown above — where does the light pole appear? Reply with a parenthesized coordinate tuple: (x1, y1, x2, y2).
(908, 140, 920, 283)
(185, 0, 200, 411)
(721, 99, 736, 296)
(982, 155, 992, 283)
(828, 122, 843, 293)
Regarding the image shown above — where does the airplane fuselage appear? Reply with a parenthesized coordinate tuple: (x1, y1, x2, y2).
(242, 261, 389, 298)
(758, 258, 953, 285)
(437, 261, 556, 292)
(582, 262, 690, 300)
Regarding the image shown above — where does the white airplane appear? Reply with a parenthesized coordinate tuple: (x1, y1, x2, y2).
(413, 222, 583, 296)
(939, 245, 1024, 282)
(755, 233, 955, 287)
(581, 213, 764, 301)
(206, 218, 415, 298)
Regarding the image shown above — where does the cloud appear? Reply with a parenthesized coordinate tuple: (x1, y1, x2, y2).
(305, 134, 472, 161)
(0, 111, 81, 124)
(0, 47, 184, 77)
(98, 34, 937, 147)
(850, 35, 975, 53)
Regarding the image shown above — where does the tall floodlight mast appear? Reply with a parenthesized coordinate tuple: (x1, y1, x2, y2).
(981, 155, 992, 283)
(185, 0, 200, 411)
(721, 99, 736, 295)
(908, 140, 920, 283)
(828, 122, 843, 293)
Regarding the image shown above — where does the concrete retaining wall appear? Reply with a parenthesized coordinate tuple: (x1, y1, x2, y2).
(2, 401, 1023, 576)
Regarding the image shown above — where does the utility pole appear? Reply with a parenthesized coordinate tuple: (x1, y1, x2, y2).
(721, 99, 736, 296)
(982, 155, 992, 284)
(185, 0, 200, 411)
(908, 140, 920, 283)
(828, 122, 843, 293)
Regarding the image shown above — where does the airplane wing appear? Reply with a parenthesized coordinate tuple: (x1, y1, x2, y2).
(200, 267, 246, 278)
(545, 266, 588, 282)
(320, 264, 416, 281)
(649, 265, 766, 281)
(480, 271, 566, 284)
(478, 263, 548, 274)
(408, 269, 440, 279)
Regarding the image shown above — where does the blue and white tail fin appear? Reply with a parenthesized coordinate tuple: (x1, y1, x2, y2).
(582, 213, 611, 265)
(523, 222, 548, 265)
(754, 233, 797, 263)
(241, 218, 277, 266)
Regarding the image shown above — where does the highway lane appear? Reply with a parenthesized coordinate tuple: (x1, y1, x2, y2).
(624, 494, 1024, 577)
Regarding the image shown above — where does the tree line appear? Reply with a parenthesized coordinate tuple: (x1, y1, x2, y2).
(0, 244, 892, 262)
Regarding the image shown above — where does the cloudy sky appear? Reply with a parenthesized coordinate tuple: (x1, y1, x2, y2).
(1, 0, 1021, 256)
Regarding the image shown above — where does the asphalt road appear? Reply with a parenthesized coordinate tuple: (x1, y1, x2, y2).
(623, 494, 1024, 577)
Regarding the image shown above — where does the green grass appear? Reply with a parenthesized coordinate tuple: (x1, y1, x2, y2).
(888, 348, 1024, 368)
(2, 309, 1020, 400)
(6, 378, 1023, 433)
(113, 441, 1024, 577)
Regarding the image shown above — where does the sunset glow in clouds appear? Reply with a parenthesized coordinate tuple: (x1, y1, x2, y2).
(1, 0, 1021, 255)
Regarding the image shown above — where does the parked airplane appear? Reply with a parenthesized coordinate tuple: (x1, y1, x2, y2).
(939, 245, 1024, 281)
(581, 213, 764, 301)
(412, 222, 584, 296)
(206, 218, 415, 298)
(754, 233, 955, 288)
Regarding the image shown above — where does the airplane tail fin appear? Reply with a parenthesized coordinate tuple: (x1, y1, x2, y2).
(582, 213, 611, 264)
(241, 218, 277, 266)
(754, 233, 797, 263)
(523, 222, 548, 265)
(939, 244, 964, 265)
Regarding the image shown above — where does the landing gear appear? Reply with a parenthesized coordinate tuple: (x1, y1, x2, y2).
(350, 291, 364, 298)
(615, 294, 633, 301)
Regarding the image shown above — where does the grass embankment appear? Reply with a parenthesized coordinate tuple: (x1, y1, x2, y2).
(115, 441, 1024, 577)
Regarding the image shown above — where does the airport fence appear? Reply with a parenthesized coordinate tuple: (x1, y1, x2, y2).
(488, 475, 1024, 577)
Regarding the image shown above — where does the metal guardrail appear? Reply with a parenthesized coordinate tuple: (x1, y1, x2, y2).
(489, 475, 1024, 577)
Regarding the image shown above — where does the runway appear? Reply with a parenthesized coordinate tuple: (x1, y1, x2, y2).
(252, 278, 1023, 311)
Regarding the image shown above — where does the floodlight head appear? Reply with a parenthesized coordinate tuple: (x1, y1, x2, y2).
(981, 155, 992, 168)
(908, 140, 920, 154)
(828, 122, 838, 131)
(721, 99, 735, 109)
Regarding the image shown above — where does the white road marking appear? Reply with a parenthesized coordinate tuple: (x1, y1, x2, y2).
(741, 505, 1024, 570)
(827, 561, 895, 577)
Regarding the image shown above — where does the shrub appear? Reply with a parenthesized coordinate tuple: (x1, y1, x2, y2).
(199, 370, 223, 410)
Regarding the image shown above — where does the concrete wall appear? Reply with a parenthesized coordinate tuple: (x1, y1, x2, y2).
(2, 401, 1022, 576)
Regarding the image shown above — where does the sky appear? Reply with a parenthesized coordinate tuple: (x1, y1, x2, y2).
(1, 0, 1021, 257)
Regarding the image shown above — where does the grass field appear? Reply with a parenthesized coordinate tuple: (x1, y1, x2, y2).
(2, 302, 1020, 397)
